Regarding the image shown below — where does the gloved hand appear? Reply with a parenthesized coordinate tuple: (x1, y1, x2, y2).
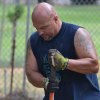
(43, 77, 60, 92)
(48, 49, 69, 71)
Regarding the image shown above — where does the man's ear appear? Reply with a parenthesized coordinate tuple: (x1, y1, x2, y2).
(54, 15, 58, 22)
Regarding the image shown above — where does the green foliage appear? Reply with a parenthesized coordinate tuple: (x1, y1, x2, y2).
(7, 5, 24, 23)
(0, 5, 100, 67)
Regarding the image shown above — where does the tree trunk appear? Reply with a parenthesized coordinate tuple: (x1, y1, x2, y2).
(10, 21, 16, 95)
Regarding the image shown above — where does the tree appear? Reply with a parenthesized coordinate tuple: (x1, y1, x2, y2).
(7, 5, 24, 95)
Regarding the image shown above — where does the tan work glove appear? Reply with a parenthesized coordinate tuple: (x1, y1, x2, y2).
(48, 49, 69, 71)
(43, 77, 59, 92)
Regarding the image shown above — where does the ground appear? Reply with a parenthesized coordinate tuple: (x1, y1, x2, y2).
(0, 67, 100, 100)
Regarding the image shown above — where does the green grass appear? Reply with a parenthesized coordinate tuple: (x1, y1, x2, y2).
(0, 5, 100, 67)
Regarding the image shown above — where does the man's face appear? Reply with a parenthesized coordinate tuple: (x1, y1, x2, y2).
(32, 16, 57, 41)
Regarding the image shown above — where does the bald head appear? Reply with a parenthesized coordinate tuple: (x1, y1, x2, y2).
(32, 2, 57, 22)
(31, 2, 62, 41)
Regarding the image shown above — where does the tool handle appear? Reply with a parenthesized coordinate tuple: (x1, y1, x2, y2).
(49, 92, 54, 100)
(49, 54, 55, 100)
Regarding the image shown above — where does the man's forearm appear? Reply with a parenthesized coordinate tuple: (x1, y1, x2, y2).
(26, 71, 45, 88)
(67, 58, 99, 74)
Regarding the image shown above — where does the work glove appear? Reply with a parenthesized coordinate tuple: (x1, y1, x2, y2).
(43, 77, 60, 92)
(48, 49, 69, 71)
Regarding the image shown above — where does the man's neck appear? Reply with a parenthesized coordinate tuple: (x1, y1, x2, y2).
(56, 20, 62, 35)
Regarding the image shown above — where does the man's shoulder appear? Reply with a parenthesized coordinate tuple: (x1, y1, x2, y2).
(62, 22, 80, 35)
(29, 32, 39, 46)
(30, 31, 38, 39)
(63, 22, 80, 27)
(29, 32, 40, 42)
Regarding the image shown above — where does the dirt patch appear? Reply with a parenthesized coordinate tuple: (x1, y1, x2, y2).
(0, 90, 43, 100)
(0, 68, 44, 100)
(0, 90, 33, 100)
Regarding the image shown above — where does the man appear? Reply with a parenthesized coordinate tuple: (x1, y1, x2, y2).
(26, 2, 100, 100)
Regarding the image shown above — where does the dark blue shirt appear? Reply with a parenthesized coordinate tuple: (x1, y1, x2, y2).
(30, 22, 100, 100)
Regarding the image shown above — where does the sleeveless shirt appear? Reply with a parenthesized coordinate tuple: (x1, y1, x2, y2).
(30, 22, 100, 100)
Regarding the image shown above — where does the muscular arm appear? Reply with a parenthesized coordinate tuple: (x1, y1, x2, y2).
(25, 40, 45, 88)
(67, 28, 99, 74)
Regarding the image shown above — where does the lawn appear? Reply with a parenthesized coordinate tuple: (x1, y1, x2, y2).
(0, 5, 100, 67)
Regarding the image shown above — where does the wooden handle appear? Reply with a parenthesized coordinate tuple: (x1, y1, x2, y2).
(49, 92, 54, 100)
